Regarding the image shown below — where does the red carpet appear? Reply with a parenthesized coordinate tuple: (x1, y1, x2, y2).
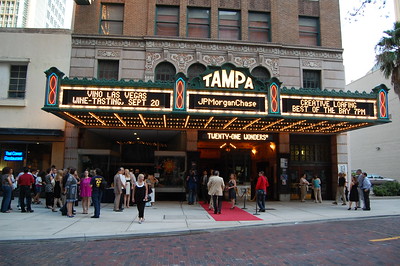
(200, 201, 262, 221)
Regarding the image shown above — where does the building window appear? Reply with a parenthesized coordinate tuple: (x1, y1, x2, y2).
(155, 62, 176, 81)
(100, 4, 124, 35)
(187, 63, 206, 80)
(156, 6, 179, 36)
(290, 144, 330, 162)
(187, 8, 210, 38)
(219, 10, 240, 40)
(251, 66, 271, 83)
(248, 12, 270, 42)
(303, 70, 321, 89)
(299, 16, 320, 46)
(8, 65, 27, 99)
(98, 60, 119, 80)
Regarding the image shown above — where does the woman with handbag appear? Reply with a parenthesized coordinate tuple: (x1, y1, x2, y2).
(132, 174, 148, 224)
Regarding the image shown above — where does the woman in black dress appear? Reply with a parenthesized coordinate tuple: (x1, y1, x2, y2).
(348, 175, 359, 210)
(228, 173, 237, 209)
(133, 174, 148, 224)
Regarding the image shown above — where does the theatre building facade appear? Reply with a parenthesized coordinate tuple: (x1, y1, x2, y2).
(42, 0, 390, 200)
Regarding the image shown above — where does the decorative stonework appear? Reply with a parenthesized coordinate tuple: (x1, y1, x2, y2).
(145, 52, 162, 71)
(97, 50, 120, 58)
(73, 36, 342, 61)
(302, 59, 322, 68)
(265, 58, 279, 76)
(234, 56, 257, 68)
(170, 53, 194, 72)
(203, 55, 226, 65)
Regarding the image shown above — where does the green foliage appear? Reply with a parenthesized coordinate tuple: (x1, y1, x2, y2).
(373, 181, 400, 196)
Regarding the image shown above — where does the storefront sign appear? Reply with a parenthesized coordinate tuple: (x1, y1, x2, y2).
(281, 96, 376, 119)
(188, 93, 266, 113)
(3, 151, 24, 161)
(60, 87, 172, 109)
(199, 131, 272, 141)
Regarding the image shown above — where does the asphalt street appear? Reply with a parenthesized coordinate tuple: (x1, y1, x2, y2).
(1, 216, 399, 265)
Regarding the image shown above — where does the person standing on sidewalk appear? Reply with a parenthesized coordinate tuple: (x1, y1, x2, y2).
(299, 173, 309, 202)
(186, 170, 197, 205)
(1, 167, 13, 213)
(80, 170, 92, 214)
(356, 169, 364, 209)
(228, 173, 237, 209)
(361, 172, 372, 211)
(256, 171, 269, 212)
(312, 175, 322, 203)
(90, 168, 107, 218)
(18, 167, 35, 213)
(113, 167, 125, 212)
(65, 168, 78, 218)
(333, 173, 347, 206)
(207, 170, 225, 214)
(348, 175, 359, 210)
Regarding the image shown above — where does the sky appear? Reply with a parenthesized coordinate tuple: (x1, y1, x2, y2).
(340, 0, 396, 84)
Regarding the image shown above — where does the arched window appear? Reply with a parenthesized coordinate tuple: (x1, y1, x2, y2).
(155, 62, 176, 81)
(187, 63, 206, 80)
(251, 66, 271, 83)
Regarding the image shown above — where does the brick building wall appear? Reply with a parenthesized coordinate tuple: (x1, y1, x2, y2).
(73, 0, 342, 48)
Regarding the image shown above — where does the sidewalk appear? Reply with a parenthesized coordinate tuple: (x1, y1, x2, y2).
(1, 197, 399, 242)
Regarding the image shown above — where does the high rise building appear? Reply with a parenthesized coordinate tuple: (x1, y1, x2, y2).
(0, 0, 71, 28)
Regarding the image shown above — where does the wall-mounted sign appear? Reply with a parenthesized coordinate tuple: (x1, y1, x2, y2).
(3, 151, 24, 161)
(60, 87, 172, 110)
(188, 92, 267, 114)
(281, 96, 376, 119)
(199, 131, 273, 141)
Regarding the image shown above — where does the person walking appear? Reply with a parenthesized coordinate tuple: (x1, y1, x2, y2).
(52, 170, 63, 212)
(228, 173, 237, 209)
(80, 170, 92, 214)
(65, 168, 78, 218)
(361, 172, 372, 211)
(312, 175, 322, 203)
(1, 167, 13, 213)
(133, 174, 148, 224)
(256, 171, 269, 212)
(207, 170, 225, 214)
(18, 167, 35, 213)
(113, 167, 125, 212)
(333, 172, 347, 206)
(299, 173, 309, 202)
(348, 175, 359, 210)
(90, 168, 107, 218)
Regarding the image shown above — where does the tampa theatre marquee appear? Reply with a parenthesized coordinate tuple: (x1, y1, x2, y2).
(42, 64, 390, 133)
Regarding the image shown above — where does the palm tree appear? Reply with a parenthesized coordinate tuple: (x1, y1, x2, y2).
(375, 21, 400, 99)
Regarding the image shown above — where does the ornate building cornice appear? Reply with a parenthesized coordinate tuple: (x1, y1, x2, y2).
(72, 35, 343, 61)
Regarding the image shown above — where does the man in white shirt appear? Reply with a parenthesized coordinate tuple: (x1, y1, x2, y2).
(207, 170, 225, 214)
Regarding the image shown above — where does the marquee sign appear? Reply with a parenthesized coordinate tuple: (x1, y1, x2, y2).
(199, 131, 273, 141)
(281, 96, 376, 119)
(42, 66, 390, 133)
(60, 87, 172, 110)
(188, 92, 267, 113)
